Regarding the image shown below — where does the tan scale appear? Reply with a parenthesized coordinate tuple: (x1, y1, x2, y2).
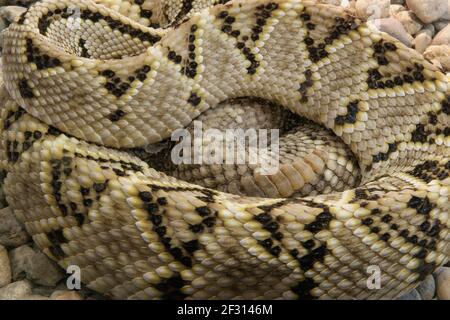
(0, 0, 448, 300)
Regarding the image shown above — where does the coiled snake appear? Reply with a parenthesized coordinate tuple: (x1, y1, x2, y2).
(0, 0, 449, 299)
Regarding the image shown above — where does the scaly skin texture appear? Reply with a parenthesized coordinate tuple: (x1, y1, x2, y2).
(0, 0, 449, 299)
(133, 98, 361, 198)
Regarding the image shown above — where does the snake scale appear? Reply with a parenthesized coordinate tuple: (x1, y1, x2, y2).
(0, 0, 449, 299)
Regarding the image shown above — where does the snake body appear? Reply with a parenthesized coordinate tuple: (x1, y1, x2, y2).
(0, 0, 449, 299)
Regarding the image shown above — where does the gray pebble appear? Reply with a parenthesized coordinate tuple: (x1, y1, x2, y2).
(440, 0, 450, 20)
(9, 244, 34, 280)
(414, 32, 433, 53)
(50, 290, 83, 300)
(406, 0, 448, 24)
(394, 10, 423, 35)
(421, 24, 436, 37)
(28, 251, 65, 286)
(435, 267, 450, 300)
(433, 19, 450, 32)
(371, 17, 414, 46)
(0, 280, 32, 300)
(416, 275, 435, 300)
(390, 4, 406, 16)
(0, 6, 27, 23)
(432, 23, 450, 45)
(396, 288, 422, 300)
(356, 0, 390, 20)
(0, 244, 11, 287)
(0, 207, 29, 248)
(9, 244, 64, 287)
(424, 45, 450, 70)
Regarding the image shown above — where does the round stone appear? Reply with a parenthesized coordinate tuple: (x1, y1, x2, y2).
(50, 290, 83, 300)
(0, 280, 32, 300)
(356, 0, 390, 20)
(432, 24, 450, 45)
(424, 45, 450, 70)
(416, 274, 436, 300)
(406, 0, 448, 24)
(396, 288, 422, 300)
(414, 30, 432, 53)
(370, 17, 414, 46)
(436, 267, 450, 300)
(0, 245, 11, 287)
(394, 11, 423, 35)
